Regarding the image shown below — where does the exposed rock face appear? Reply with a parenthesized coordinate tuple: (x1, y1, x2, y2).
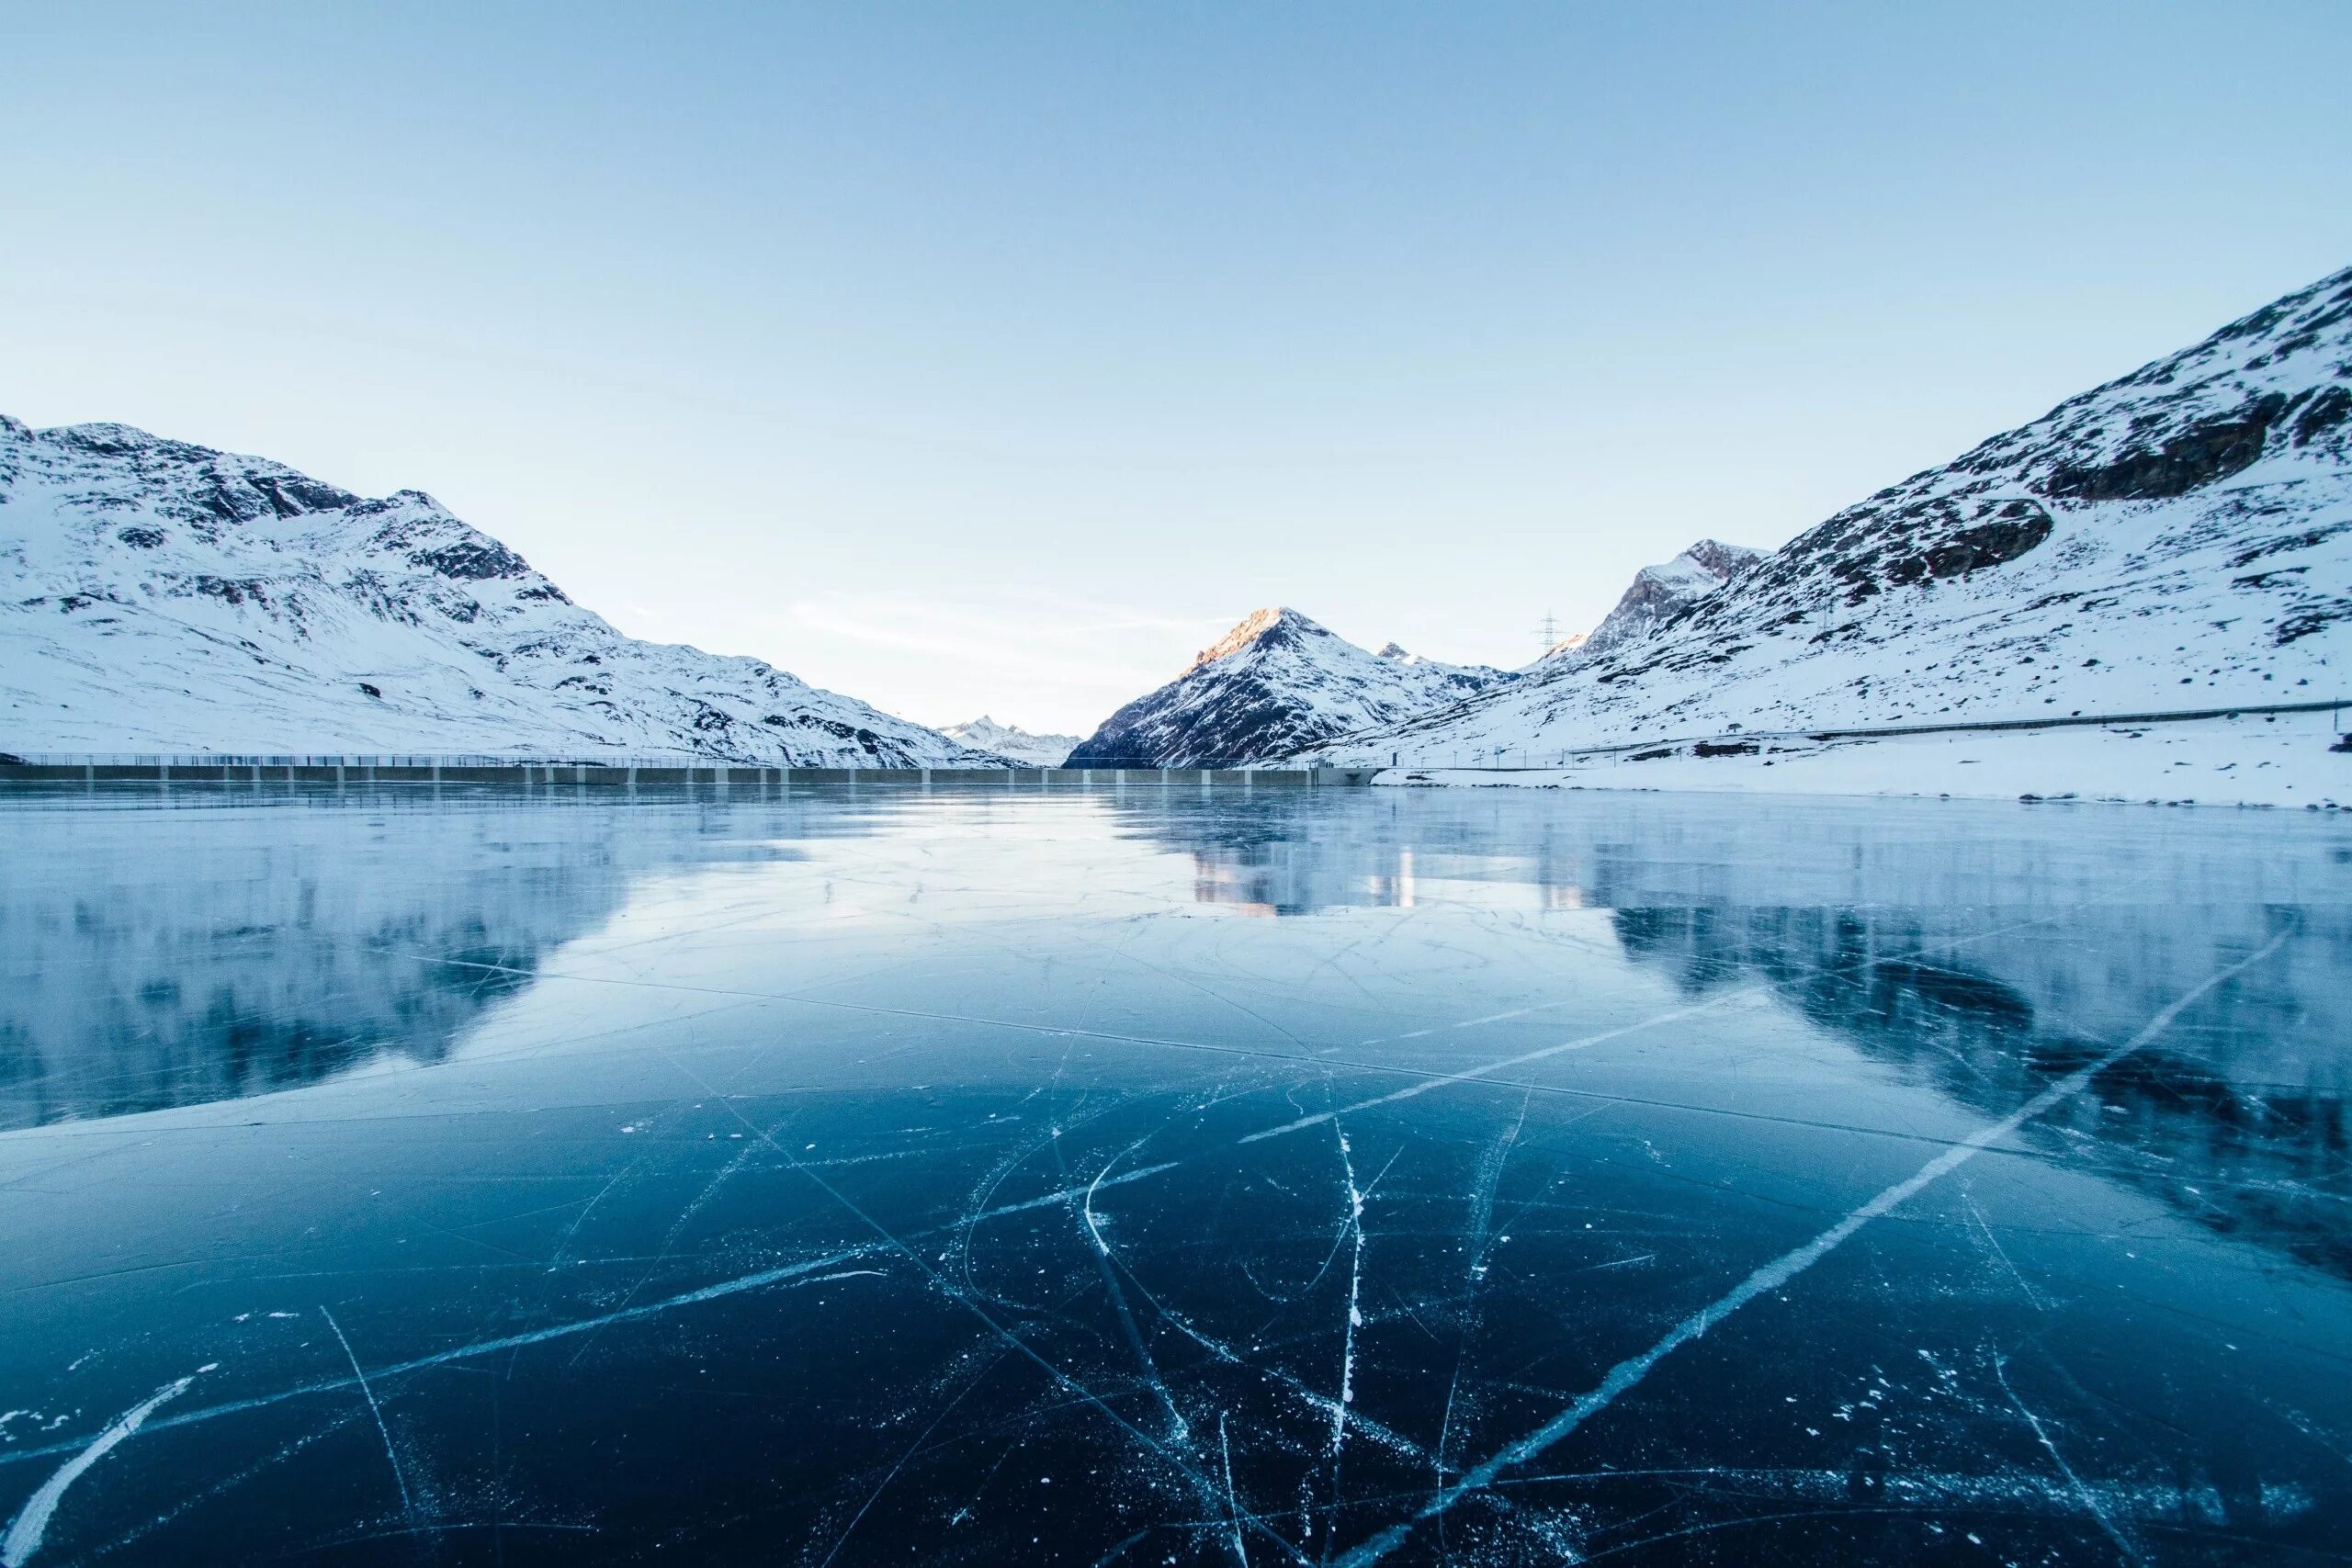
(1066, 607, 1505, 768)
(0, 418, 1006, 765)
(1309, 264, 2352, 761)
(941, 716, 1080, 767)
(2043, 393, 2290, 502)
(1678, 538, 1764, 581)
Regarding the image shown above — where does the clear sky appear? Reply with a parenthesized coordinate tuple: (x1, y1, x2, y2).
(6, 3, 2349, 736)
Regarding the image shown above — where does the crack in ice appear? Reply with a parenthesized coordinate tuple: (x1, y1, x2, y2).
(320, 1307, 416, 1527)
(1331, 923, 2293, 1566)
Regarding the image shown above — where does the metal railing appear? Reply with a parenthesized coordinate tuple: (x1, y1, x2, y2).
(0, 757, 1376, 789)
(0, 750, 873, 769)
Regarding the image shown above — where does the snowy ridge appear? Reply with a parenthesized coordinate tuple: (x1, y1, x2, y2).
(0, 418, 1006, 765)
(1066, 607, 1505, 768)
(1549, 539, 1766, 666)
(941, 715, 1080, 767)
(1308, 265, 2352, 783)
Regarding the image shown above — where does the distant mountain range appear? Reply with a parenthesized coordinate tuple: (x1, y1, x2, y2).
(942, 715, 1080, 767)
(12, 265, 2346, 787)
(1060, 545, 1760, 770)
(0, 419, 1006, 765)
(1064, 608, 1508, 768)
(1066, 266, 2349, 784)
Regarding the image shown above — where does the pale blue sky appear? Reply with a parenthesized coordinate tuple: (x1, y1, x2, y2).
(6, 3, 2348, 734)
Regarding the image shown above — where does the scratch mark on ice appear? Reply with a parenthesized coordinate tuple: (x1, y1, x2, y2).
(1250, 988, 1783, 1144)
(320, 1307, 415, 1526)
(815, 1342, 1006, 1568)
(1332, 1124, 1364, 1461)
(1331, 924, 2292, 1566)
(1091, 1529, 1150, 1566)
(1996, 1353, 2142, 1565)
(1221, 1415, 1249, 1566)
(0, 1252, 887, 1471)
(1074, 1144, 1189, 1443)
(3, 1370, 205, 1567)
(703, 1096, 1312, 1565)
(1248, 917, 2059, 1145)
(989, 1162, 1181, 1217)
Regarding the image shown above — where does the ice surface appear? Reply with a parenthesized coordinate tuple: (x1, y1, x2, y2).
(1, 780, 2348, 1563)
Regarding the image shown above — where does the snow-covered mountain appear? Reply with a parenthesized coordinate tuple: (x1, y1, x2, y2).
(1065, 607, 1506, 768)
(1550, 539, 1766, 665)
(941, 715, 1080, 767)
(0, 418, 1007, 765)
(1312, 265, 2352, 772)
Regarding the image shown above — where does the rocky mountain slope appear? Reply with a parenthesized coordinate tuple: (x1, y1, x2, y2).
(1311, 265, 2352, 772)
(942, 715, 1080, 767)
(1549, 539, 1765, 664)
(0, 418, 1005, 765)
(1065, 607, 1506, 768)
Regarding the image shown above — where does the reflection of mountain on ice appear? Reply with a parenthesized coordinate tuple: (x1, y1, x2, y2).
(0, 794, 777, 1127)
(1159, 789, 2349, 1053)
(1146, 789, 2352, 1274)
(1609, 899, 2350, 1278)
(6, 784, 2343, 1285)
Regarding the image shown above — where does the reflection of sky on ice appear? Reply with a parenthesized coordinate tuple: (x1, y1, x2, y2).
(1, 782, 2347, 1564)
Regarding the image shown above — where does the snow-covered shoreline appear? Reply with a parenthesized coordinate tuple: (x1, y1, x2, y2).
(1377, 709, 2350, 809)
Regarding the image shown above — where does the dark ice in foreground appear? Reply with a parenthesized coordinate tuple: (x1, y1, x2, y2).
(2, 780, 2347, 1565)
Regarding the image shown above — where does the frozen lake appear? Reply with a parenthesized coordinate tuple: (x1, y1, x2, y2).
(2, 782, 2348, 1565)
